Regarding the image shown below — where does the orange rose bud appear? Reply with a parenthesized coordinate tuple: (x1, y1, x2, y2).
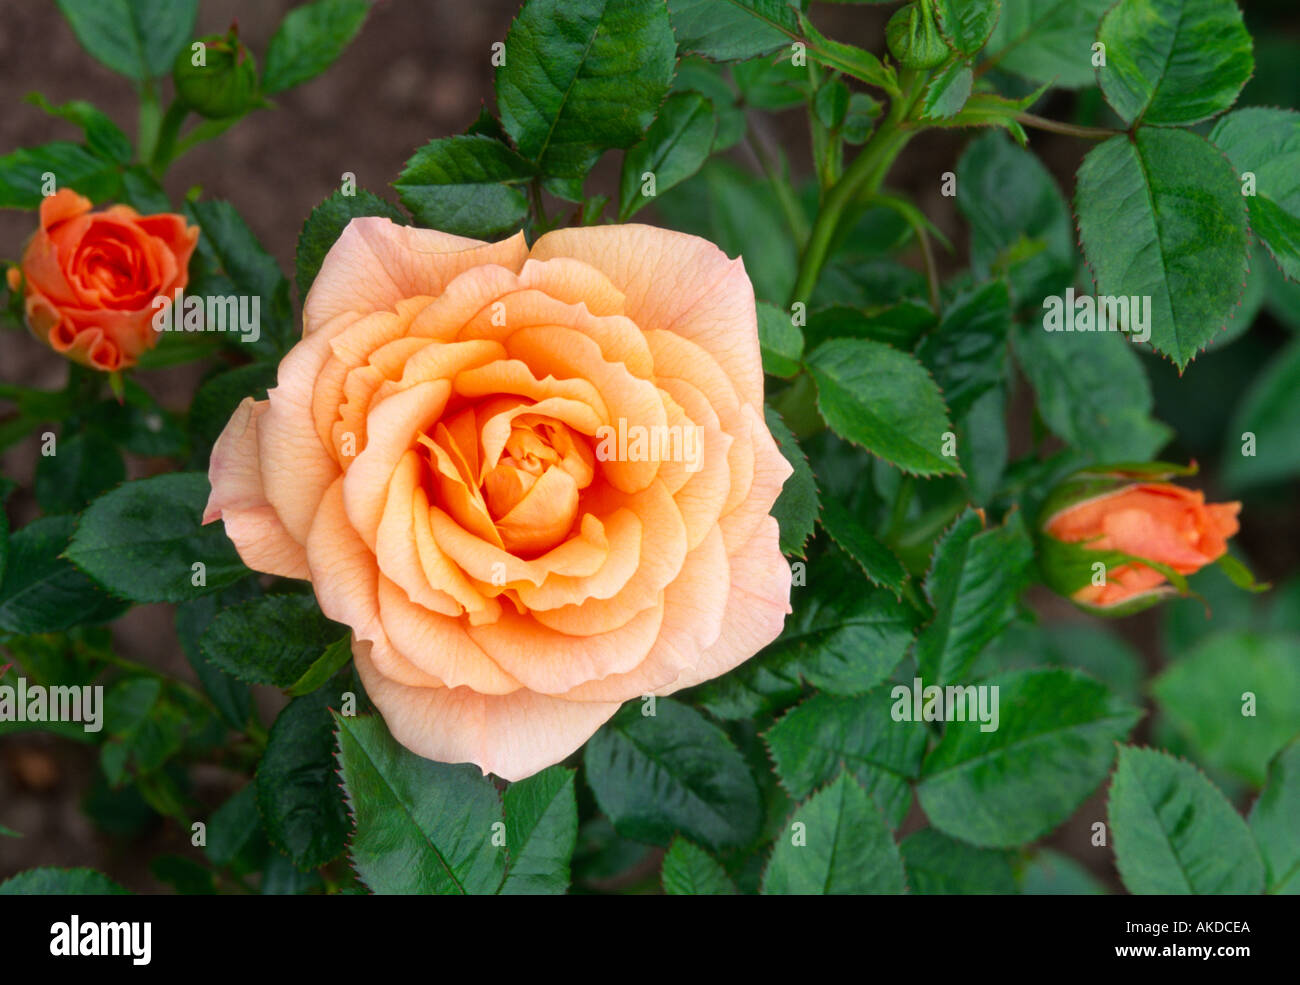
(1037, 464, 1244, 614)
(14, 188, 199, 371)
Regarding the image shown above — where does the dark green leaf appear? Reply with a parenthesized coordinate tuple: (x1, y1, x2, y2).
(661, 837, 735, 894)
(916, 281, 1010, 420)
(500, 766, 578, 894)
(0, 141, 122, 208)
(983, 0, 1112, 88)
(1249, 739, 1300, 894)
(394, 136, 534, 239)
(762, 772, 905, 894)
(669, 0, 792, 62)
(174, 579, 258, 730)
(1109, 745, 1264, 894)
(817, 497, 906, 597)
(584, 699, 761, 851)
(24, 94, 131, 163)
(765, 407, 818, 557)
(263, 0, 370, 94)
(918, 668, 1140, 847)
(1097, 0, 1252, 127)
(257, 686, 352, 871)
(0, 867, 129, 895)
(619, 91, 716, 220)
(201, 594, 345, 688)
(336, 713, 505, 894)
(901, 828, 1017, 894)
(0, 516, 126, 634)
(33, 430, 125, 515)
(1223, 339, 1300, 490)
(296, 189, 406, 300)
(497, 0, 676, 177)
(287, 635, 354, 698)
(67, 473, 248, 603)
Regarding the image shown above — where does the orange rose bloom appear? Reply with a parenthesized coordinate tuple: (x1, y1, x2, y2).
(8, 188, 199, 371)
(204, 219, 793, 780)
(1044, 483, 1241, 607)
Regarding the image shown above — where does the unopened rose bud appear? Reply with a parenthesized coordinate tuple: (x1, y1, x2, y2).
(885, 2, 951, 71)
(1036, 463, 1242, 615)
(173, 25, 259, 120)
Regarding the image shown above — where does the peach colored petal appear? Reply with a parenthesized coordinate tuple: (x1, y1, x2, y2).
(717, 404, 793, 555)
(375, 450, 466, 617)
(203, 398, 309, 579)
(516, 256, 625, 316)
(354, 643, 621, 782)
(529, 224, 764, 409)
(430, 508, 609, 586)
(658, 516, 791, 694)
(493, 464, 580, 555)
(302, 219, 527, 333)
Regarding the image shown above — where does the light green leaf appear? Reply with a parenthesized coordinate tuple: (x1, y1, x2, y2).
(1211, 108, 1300, 282)
(0, 867, 129, 895)
(1097, 0, 1252, 127)
(24, 94, 131, 163)
(585, 700, 761, 851)
(67, 473, 248, 604)
(1109, 745, 1265, 894)
(497, 0, 676, 177)
(807, 338, 960, 476)
(762, 772, 905, 894)
(932, 0, 1002, 55)
(983, 0, 1112, 88)
(757, 301, 804, 379)
(500, 766, 578, 895)
(336, 714, 505, 894)
(257, 686, 352, 871)
(918, 668, 1141, 847)
(921, 60, 973, 120)
(0, 141, 122, 208)
(661, 837, 736, 894)
(287, 635, 354, 698)
(1075, 128, 1249, 370)
(916, 509, 1032, 685)
(263, 0, 370, 94)
(55, 0, 197, 80)
(1013, 323, 1171, 461)
(765, 689, 926, 828)
(669, 0, 793, 62)
(765, 407, 818, 557)
(1019, 848, 1108, 894)
(1249, 739, 1300, 894)
(296, 189, 406, 300)
(901, 828, 1017, 894)
(394, 136, 534, 239)
(619, 91, 716, 220)
(1153, 632, 1300, 786)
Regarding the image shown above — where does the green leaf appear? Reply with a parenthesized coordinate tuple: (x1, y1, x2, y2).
(0, 516, 126, 634)
(500, 766, 578, 894)
(1020, 848, 1108, 894)
(0, 867, 129, 895)
(983, 0, 1112, 88)
(1210, 109, 1300, 282)
(257, 686, 352, 871)
(669, 0, 793, 62)
(287, 634, 354, 698)
(24, 94, 131, 163)
(673, 57, 746, 151)
(916, 509, 1032, 685)
(918, 668, 1141, 847)
(765, 689, 926, 828)
(921, 60, 973, 120)
(296, 189, 406, 300)
(262, 0, 370, 94)
(584, 699, 761, 851)
(1249, 739, 1300, 894)
(0, 141, 122, 208)
(804, 302, 936, 351)
(619, 91, 716, 220)
(188, 362, 279, 456)
(204, 783, 264, 870)
(901, 828, 1017, 894)
(762, 772, 905, 894)
(661, 837, 736, 894)
(1013, 323, 1171, 461)
(33, 430, 125, 515)
(1152, 632, 1300, 786)
(67, 473, 248, 603)
(1109, 745, 1265, 894)
(916, 280, 1011, 420)
(201, 594, 346, 688)
(336, 713, 506, 894)
(765, 407, 818, 557)
(1075, 128, 1249, 370)
(956, 131, 1073, 306)
(497, 0, 677, 177)
(1223, 338, 1300, 490)
(757, 301, 804, 379)
(817, 497, 906, 598)
(394, 136, 534, 239)
(1097, 0, 1252, 128)
(55, 0, 197, 80)
(807, 338, 960, 476)
(175, 580, 258, 730)
(932, 0, 1002, 55)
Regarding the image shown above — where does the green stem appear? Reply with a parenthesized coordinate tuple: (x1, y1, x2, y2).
(150, 101, 190, 176)
(1014, 112, 1120, 141)
(788, 71, 924, 307)
(136, 80, 162, 164)
(882, 475, 915, 543)
(747, 129, 810, 248)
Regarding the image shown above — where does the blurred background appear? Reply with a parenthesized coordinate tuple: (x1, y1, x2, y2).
(2, 0, 1298, 892)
